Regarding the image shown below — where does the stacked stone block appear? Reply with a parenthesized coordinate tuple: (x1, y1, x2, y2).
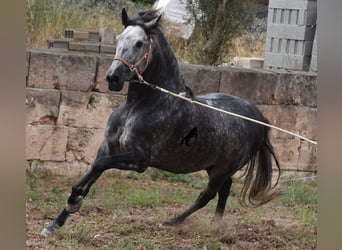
(264, 0, 317, 71)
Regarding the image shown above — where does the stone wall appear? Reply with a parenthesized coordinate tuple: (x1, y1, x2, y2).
(26, 49, 317, 176)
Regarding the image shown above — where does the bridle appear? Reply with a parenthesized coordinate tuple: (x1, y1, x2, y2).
(113, 37, 153, 82)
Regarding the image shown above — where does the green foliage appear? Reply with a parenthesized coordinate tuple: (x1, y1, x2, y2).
(26, 0, 124, 48)
(280, 181, 317, 207)
(150, 168, 206, 189)
(185, 0, 258, 65)
(296, 207, 317, 226)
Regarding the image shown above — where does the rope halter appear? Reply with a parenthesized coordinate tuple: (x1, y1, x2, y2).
(113, 37, 153, 82)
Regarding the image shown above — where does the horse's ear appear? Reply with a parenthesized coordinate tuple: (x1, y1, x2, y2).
(122, 8, 130, 27)
(145, 15, 162, 30)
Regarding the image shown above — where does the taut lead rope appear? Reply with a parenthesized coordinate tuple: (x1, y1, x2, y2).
(113, 40, 317, 146)
(131, 78, 317, 146)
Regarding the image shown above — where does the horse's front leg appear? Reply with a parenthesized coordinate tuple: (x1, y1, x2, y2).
(41, 151, 147, 237)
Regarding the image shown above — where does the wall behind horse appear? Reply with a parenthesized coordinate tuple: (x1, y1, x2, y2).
(26, 49, 317, 176)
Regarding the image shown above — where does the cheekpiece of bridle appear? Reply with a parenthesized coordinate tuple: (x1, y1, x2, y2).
(113, 37, 153, 82)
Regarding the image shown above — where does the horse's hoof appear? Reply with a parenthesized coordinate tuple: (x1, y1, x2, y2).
(40, 227, 53, 237)
(162, 219, 182, 226)
(40, 221, 60, 237)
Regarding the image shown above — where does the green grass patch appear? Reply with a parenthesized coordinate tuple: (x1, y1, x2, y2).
(280, 180, 317, 207)
(150, 168, 206, 189)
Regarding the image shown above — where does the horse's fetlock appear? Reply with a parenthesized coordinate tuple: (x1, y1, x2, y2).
(66, 195, 83, 213)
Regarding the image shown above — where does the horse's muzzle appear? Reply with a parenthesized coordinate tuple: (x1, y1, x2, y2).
(106, 73, 124, 91)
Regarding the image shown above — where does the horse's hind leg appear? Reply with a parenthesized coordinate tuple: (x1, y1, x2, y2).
(41, 149, 147, 237)
(215, 177, 232, 219)
(163, 169, 227, 226)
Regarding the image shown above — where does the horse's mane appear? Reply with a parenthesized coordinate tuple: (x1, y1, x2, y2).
(127, 9, 162, 32)
(138, 10, 160, 23)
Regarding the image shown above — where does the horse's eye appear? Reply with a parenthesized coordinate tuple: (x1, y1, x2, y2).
(135, 41, 143, 48)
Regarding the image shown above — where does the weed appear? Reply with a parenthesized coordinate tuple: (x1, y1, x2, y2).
(296, 207, 317, 226)
(199, 239, 223, 249)
(281, 181, 317, 207)
(125, 189, 160, 208)
(150, 168, 206, 189)
(126, 171, 141, 180)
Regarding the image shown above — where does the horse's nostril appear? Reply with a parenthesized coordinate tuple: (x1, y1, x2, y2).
(106, 74, 120, 83)
(106, 74, 111, 82)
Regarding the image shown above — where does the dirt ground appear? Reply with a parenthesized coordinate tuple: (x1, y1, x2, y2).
(26, 170, 316, 249)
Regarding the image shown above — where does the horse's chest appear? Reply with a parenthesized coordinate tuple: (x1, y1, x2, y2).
(118, 116, 137, 151)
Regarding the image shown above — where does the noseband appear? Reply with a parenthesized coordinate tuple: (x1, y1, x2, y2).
(113, 37, 153, 82)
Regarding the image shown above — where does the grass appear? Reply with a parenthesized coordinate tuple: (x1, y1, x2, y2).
(26, 168, 317, 249)
(281, 180, 317, 207)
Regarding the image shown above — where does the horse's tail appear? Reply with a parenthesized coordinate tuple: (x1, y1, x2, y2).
(240, 125, 281, 207)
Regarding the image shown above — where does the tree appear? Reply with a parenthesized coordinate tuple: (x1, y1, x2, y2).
(187, 0, 257, 65)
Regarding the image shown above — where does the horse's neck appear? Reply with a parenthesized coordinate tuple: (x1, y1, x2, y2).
(127, 32, 186, 103)
(146, 36, 185, 88)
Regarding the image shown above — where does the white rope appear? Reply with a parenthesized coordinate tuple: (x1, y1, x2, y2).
(138, 80, 317, 145)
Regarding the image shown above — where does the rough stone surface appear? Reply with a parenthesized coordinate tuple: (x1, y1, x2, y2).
(57, 90, 125, 129)
(100, 27, 116, 45)
(181, 64, 220, 95)
(219, 68, 278, 105)
(28, 160, 90, 177)
(66, 128, 104, 164)
(28, 49, 96, 91)
(25, 49, 317, 175)
(274, 73, 317, 107)
(26, 88, 60, 125)
(26, 125, 68, 161)
(26, 51, 30, 86)
(272, 138, 301, 171)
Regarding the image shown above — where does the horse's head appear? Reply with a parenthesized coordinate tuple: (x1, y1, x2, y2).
(106, 8, 161, 91)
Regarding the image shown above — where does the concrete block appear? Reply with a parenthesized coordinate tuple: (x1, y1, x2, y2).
(180, 64, 220, 95)
(231, 57, 264, 69)
(100, 27, 115, 45)
(88, 31, 100, 43)
(26, 88, 60, 125)
(310, 30, 317, 72)
(265, 0, 317, 71)
(64, 29, 74, 39)
(100, 44, 115, 54)
(69, 42, 99, 53)
(47, 39, 69, 50)
(27, 49, 96, 91)
(26, 125, 68, 161)
(73, 30, 89, 41)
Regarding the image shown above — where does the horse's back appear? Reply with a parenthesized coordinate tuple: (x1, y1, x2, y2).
(196, 92, 266, 122)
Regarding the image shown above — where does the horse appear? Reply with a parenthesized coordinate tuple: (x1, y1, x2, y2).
(41, 8, 281, 237)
